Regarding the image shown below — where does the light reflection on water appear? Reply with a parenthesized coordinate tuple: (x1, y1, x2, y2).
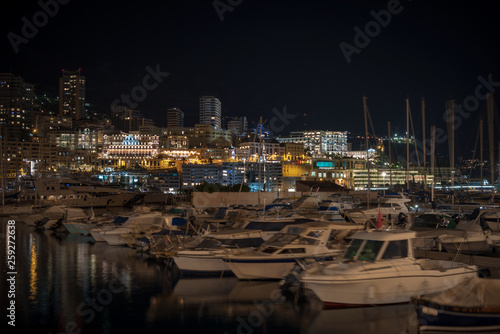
(29, 234, 38, 306)
(0, 218, 418, 334)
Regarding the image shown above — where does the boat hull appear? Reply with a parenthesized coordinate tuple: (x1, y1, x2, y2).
(301, 269, 478, 306)
(414, 298, 500, 332)
(173, 253, 231, 275)
(224, 258, 298, 280)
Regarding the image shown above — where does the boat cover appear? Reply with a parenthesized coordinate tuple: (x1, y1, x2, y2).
(419, 277, 500, 308)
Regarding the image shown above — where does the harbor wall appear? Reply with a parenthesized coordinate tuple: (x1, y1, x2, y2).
(191, 190, 377, 208)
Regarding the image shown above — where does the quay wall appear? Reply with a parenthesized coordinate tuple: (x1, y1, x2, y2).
(191, 191, 377, 208)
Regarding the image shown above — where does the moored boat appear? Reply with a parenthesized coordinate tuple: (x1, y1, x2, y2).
(299, 229, 478, 307)
(413, 277, 500, 332)
(222, 221, 361, 280)
(172, 229, 265, 275)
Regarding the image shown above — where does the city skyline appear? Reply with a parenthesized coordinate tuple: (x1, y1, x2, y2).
(1, 0, 500, 159)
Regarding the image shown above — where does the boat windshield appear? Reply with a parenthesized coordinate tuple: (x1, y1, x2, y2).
(343, 239, 384, 261)
(265, 233, 299, 247)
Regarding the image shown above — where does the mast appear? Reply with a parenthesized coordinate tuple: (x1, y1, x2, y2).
(363, 96, 371, 208)
(480, 120, 484, 194)
(387, 121, 392, 188)
(430, 125, 436, 202)
(487, 93, 494, 190)
(257, 116, 263, 203)
(421, 97, 427, 190)
(406, 98, 410, 191)
(446, 100, 455, 203)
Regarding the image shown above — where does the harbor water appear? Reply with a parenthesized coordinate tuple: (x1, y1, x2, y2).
(1, 217, 419, 334)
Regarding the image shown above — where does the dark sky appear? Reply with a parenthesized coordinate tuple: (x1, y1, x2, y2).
(1, 0, 500, 159)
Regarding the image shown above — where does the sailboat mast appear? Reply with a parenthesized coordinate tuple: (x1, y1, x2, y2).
(363, 96, 371, 208)
(487, 94, 494, 189)
(430, 125, 436, 202)
(258, 116, 263, 202)
(446, 100, 455, 203)
(480, 120, 484, 194)
(406, 98, 410, 191)
(388, 121, 392, 188)
(421, 97, 427, 190)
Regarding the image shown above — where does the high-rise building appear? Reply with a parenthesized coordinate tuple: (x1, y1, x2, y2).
(227, 116, 247, 136)
(199, 96, 221, 129)
(59, 69, 86, 121)
(166, 107, 184, 128)
(0, 73, 35, 141)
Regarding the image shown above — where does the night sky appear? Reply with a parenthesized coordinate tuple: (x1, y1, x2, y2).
(1, 0, 500, 159)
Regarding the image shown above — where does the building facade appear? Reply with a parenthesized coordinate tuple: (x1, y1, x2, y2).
(0, 73, 35, 141)
(166, 107, 184, 128)
(59, 69, 86, 121)
(199, 96, 222, 129)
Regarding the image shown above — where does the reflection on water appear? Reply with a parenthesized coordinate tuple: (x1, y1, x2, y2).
(0, 218, 418, 333)
(29, 234, 38, 306)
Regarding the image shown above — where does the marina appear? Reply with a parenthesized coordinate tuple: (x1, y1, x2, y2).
(2, 188, 500, 333)
(1, 1, 500, 332)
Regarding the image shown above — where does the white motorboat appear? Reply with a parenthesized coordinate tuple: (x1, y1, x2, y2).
(475, 208, 500, 233)
(20, 205, 69, 226)
(99, 212, 187, 246)
(172, 229, 265, 275)
(89, 215, 128, 242)
(318, 194, 360, 214)
(299, 229, 478, 307)
(438, 221, 500, 254)
(222, 221, 362, 280)
(410, 212, 458, 251)
(344, 196, 410, 226)
(238, 213, 320, 241)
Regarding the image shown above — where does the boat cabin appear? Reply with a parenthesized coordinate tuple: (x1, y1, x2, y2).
(342, 230, 416, 262)
(258, 222, 359, 255)
(193, 229, 265, 250)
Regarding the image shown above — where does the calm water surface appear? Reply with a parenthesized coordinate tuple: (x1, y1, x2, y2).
(1, 218, 417, 334)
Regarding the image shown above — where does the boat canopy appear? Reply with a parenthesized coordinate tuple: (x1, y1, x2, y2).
(417, 277, 500, 308)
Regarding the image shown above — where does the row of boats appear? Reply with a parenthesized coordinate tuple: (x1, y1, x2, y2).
(16, 192, 500, 332)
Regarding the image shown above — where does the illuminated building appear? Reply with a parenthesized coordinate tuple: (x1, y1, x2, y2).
(101, 131, 159, 168)
(199, 96, 221, 129)
(276, 130, 348, 157)
(166, 107, 184, 128)
(59, 69, 85, 121)
(0, 73, 35, 141)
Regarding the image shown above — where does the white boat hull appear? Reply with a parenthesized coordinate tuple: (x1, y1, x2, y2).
(224, 259, 297, 280)
(301, 263, 477, 306)
(173, 253, 230, 274)
(100, 233, 128, 246)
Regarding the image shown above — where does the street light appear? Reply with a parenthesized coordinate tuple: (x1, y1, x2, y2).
(381, 172, 387, 195)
